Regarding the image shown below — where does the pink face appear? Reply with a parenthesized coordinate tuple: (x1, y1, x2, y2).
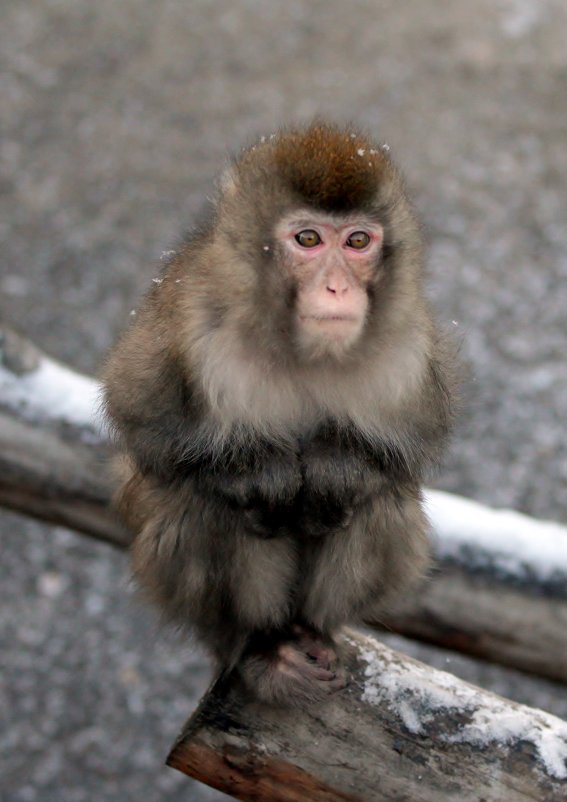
(275, 211, 384, 360)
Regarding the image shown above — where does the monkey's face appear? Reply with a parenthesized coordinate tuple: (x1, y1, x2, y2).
(275, 210, 384, 362)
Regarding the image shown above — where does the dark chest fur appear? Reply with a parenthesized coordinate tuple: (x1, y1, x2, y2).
(188, 420, 410, 539)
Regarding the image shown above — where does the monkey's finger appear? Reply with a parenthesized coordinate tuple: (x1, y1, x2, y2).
(327, 670, 348, 691)
(291, 630, 339, 669)
(278, 660, 339, 685)
(277, 645, 337, 681)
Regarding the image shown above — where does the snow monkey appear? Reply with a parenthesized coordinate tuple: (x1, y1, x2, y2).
(102, 122, 457, 705)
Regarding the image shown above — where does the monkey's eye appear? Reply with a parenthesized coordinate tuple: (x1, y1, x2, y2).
(346, 231, 371, 250)
(295, 230, 322, 248)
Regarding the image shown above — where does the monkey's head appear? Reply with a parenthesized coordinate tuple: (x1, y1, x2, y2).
(212, 122, 424, 365)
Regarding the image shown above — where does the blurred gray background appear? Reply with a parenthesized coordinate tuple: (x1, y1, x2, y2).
(1, 1, 566, 800)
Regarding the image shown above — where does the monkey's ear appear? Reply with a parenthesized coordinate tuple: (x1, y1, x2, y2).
(218, 166, 238, 198)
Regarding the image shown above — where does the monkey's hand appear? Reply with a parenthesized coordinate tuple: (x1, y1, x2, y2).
(299, 424, 387, 536)
(197, 447, 303, 538)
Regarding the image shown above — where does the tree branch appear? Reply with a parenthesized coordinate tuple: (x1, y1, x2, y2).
(0, 325, 128, 546)
(377, 491, 567, 683)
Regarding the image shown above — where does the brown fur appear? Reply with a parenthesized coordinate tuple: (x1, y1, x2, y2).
(272, 124, 389, 211)
(101, 121, 458, 705)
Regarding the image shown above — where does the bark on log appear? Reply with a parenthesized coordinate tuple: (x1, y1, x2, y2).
(167, 630, 567, 802)
(0, 409, 125, 546)
(1, 323, 567, 682)
(377, 566, 567, 684)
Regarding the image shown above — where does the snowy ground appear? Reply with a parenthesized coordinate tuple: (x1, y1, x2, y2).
(1, 1, 566, 800)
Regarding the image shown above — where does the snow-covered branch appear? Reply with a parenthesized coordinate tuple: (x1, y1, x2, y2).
(168, 629, 567, 801)
(376, 491, 567, 683)
(1, 323, 566, 680)
(0, 326, 127, 546)
(426, 490, 567, 592)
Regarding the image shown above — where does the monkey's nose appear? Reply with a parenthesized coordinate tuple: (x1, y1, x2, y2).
(325, 266, 351, 296)
(326, 282, 349, 296)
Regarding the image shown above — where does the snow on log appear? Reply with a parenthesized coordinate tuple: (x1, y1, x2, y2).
(376, 491, 567, 682)
(0, 326, 101, 432)
(426, 490, 567, 592)
(0, 326, 128, 546)
(1, 323, 567, 680)
(167, 630, 567, 802)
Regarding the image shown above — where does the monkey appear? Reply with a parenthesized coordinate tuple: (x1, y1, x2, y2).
(102, 122, 457, 706)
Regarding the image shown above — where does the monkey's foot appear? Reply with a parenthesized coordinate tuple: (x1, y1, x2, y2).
(239, 627, 347, 707)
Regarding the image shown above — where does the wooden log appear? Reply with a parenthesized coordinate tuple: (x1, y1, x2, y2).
(1, 323, 567, 682)
(377, 565, 567, 684)
(167, 630, 567, 802)
(0, 408, 128, 546)
(0, 325, 128, 546)
(378, 491, 567, 683)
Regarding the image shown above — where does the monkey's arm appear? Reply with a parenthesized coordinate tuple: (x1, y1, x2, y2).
(298, 422, 405, 535)
(103, 326, 197, 480)
(193, 442, 303, 538)
(103, 304, 303, 533)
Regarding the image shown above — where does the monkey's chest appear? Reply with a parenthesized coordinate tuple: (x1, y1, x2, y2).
(199, 420, 383, 538)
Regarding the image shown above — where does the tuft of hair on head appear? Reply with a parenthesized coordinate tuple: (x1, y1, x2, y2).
(236, 121, 392, 213)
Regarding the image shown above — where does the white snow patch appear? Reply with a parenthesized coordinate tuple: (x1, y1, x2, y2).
(357, 148, 366, 157)
(0, 357, 102, 433)
(152, 277, 163, 285)
(425, 489, 567, 582)
(397, 699, 424, 734)
(356, 636, 567, 779)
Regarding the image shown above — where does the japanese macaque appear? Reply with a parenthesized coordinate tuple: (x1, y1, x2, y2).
(102, 122, 456, 705)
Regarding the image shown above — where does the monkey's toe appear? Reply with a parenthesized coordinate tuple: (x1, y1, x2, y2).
(274, 642, 347, 702)
(277, 643, 338, 682)
(290, 622, 340, 671)
(239, 633, 347, 706)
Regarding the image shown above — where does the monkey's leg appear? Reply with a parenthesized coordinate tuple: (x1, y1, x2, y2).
(129, 479, 300, 662)
(301, 490, 430, 632)
(237, 622, 347, 706)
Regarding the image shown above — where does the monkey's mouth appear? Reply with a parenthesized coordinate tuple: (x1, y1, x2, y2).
(298, 315, 363, 352)
(300, 315, 359, 323)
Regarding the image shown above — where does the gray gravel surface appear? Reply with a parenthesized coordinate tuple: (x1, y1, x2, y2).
(1, 1, 566, 800)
